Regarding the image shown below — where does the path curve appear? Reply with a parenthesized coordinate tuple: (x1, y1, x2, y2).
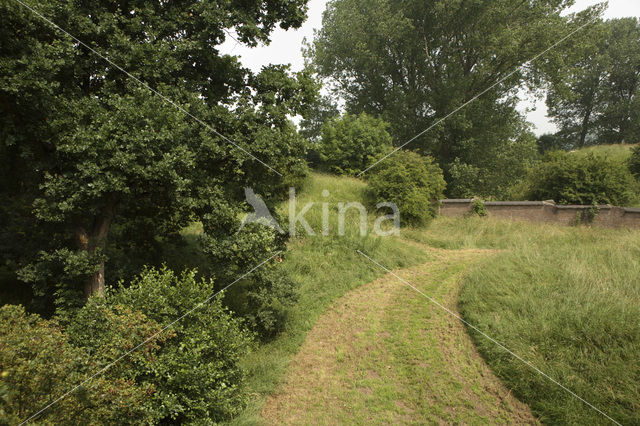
(262, 248, 537, 424)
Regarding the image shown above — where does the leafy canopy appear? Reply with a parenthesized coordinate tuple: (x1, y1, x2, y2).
(546, 18, 640, 147)
(319, 113, 393, 175)
(0, 0, 315, 311)
(69, 267, 252, 423)
(309, 0, 589, 196)
(0, 304, 162, 424)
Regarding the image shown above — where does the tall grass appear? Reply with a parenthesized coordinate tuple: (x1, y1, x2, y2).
(419, 217, 640, 424)
(571, 144, 637, 164)
(232, 175, 640, 424)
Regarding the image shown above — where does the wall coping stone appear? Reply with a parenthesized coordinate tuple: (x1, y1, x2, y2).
(555, 204, 611, 210)
(440, 199, 473, 203)
(485, 201, 545, 206)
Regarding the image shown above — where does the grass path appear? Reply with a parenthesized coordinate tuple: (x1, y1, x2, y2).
(261, 246, 537, 424)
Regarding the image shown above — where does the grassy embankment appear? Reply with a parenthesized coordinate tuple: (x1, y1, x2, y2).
(570, 143, 636, 164)
(405, 218, 640, 424)
(233, 172, 640, 424)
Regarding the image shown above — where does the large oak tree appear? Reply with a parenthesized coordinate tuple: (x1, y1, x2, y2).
(0, 0, 315, 312)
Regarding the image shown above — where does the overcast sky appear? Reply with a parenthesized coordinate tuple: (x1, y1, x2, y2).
(220, 1, 640, 136)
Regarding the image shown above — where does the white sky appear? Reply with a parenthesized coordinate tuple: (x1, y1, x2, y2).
(220, 0, 640, 136)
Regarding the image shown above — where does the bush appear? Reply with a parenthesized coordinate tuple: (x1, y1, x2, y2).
(69, 267, 253, 424)
(629, 145, 640, 178)
(0, 305, 156, 425)
(319, 113, 393, 175)
(469, 199, 488, 217)
(524, 151, 635, 205)
(367, 150, 446, 225)
(200, 221, 297, 339)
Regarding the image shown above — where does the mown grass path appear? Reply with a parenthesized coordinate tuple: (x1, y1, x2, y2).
(261, 246, 537, 424)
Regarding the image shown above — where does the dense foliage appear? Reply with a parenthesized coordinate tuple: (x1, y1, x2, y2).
(547, 18, 640, 147)
(629, 146, 640, 178)
(300, 93, 340, 143)
(524, 151, 635, 205)
(0, 304, 161, 424)
(469, 199, 488, 217)
(68, 268, 252, 423)
(367, 151, 445, 225)
(446, 129, 538, 199)
(0, 0, 313, 315)
(309, 0, 590, 196)
(200, 222, 297, 339)
(536, 133, 572, 154)
(318, 113, 393, 175)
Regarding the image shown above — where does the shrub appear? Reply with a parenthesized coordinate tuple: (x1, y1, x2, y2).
(200, 221, 297, 339)
(470, 199, 488, 217)
(0, 305, 156, 425)
(524, 151, 635, 205)
(629, 145, 640, 178)
(367, 150, 446, 225)
(319, 113, 393, 175)
(69, 267, 253, 424)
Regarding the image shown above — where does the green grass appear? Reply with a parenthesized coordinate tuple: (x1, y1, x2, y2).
(229, 174, 640, 424)
(417, 217, 640, 424)
(261, 251, 535, 424)
(229, 173, 431, 424)
(570, 143, 637, 164)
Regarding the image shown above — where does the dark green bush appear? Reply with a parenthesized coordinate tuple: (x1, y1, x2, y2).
(367, 150, 446, 225)
(200, 221, 297, 339)
(0, 305, 156, 425)
(524, 151, 635, 205)
(319, 113, 393, 175)
(629, 145, 640, 178)
(69, 267, 253, 424)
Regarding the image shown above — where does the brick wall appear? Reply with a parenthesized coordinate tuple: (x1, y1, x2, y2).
(439, 199, 640, 228)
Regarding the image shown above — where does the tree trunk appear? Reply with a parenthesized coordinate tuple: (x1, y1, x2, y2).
(579, 103, 594, 148)
(85, 258, 105, 298)
(76, 200, 117, 299)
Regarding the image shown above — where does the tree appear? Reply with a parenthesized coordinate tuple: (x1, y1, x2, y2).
(308, 0, 592, 195)
(0, 0, 314, 308)
(69, 268, 252, 423)
(546, 18, 640, 147)
(597, 18, 640, 144)
(300, 93, 340, 142)
(536, 133, 570, 154)
(319, 113, 393, 175)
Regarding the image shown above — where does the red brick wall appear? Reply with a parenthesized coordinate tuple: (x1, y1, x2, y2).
(438, 199, 640, 228)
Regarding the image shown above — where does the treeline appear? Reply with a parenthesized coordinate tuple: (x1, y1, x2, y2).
(2, 0, 640, 424)
(0, 0, 311, 422)
(302, 0, 640, 200)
